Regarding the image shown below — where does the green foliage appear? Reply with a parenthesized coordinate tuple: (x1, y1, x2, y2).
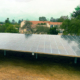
(5, 18, 10, 24)
(75, 6, 80, 11)
(41, 23, 44, 25)
(0, 25, 6, 32)
(22, 21, 33, 32)
(14, 23, 20, 30)
(37, 23, 41, 25)
(37, 23, 46, 25)
(43, 23, 46, 25)
(0, 23, 19, 33)
(36, 26, 49, 33)
(50, 17, 67, 22)
(71, 6, 80, 18)
(0, 22, 4, 24)
(60, 18, 80, 35)
(0, 18, 20, 33)
(39, 17, 47, 21)
(21, 20, 33, 33)
(61, 5, 80, 35)
(76, 15, 80, 20)
(48, 27, 59, 35)
(5, 25, 19, 33)
(0, 23, 10, 32)
(41, 23, 46, 25)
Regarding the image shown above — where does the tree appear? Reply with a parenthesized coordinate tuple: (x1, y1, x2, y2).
(36, 26, 49, 33)
(0, 22, 4, 24)
(43, 23, 46, 25)
(56, 17, 65, 22)
(0, 20, 19, 33)
(18, 20, 22, 24)
(5, 18, 10, 24)
(4, 23, 10, 28)
(5, 25, 19, 33)
(60, 18, 80, 35)
(14, 23, 20, 30)
(60, 6, 80, 35)
(0, 23, 19, 33)
(21, 20, 33, 32)
(12, 19, 15, 24)
(60, 19, 70, 34)
(75, 6, 80, 11)
(55, 18, 62, 22)
(22, 19, 23, 21)
(0, 18, 19, 33)
(0, 25, 6, 32)
(48, 27, 59, 35)
(37, 23, 41, 25)
(71, 6, 80, 19)
(39, 16, 47, 21)
(37, 23, 46, 25)
(50, 17, 56, 22)
(54, 16, 68, 22)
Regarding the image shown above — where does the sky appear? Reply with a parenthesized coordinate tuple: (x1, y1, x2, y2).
(0, 0, 80, 22)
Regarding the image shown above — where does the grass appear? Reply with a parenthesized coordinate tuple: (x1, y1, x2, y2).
(0, 50, 80, 80)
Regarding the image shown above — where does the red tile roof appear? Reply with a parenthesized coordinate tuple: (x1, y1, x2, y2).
(49, 22, 62, 25)
(29, 21, 49, 24)
(29, 21, 62, 25)
(21, 21, 62, 28)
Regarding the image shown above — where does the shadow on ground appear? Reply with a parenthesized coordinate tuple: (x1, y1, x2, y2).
(0, 50, 80, 80)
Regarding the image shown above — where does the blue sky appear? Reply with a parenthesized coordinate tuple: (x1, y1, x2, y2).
(0, 0, 80, 22)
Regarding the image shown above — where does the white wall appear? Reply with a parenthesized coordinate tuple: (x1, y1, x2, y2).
(46, 23, 50, 27)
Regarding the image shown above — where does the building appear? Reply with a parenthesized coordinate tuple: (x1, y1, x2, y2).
(19, 21, 62, 33)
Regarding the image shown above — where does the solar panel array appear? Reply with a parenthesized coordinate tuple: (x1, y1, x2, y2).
(0, 33, 80, 57)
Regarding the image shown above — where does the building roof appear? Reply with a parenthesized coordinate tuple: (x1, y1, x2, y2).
(49, 22, 62, 25)
(21, 21, 62, 28)
(30, 21, 50, 24)
(23, 21, 62, 25)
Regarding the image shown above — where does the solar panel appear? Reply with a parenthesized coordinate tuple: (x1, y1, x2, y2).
(0, 33, 80, 57)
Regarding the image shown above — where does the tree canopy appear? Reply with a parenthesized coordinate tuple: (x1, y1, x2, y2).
(21, 20, 33, 32)
(60, 17, 80, 35)
(0, 19, 19, 33)
(5, 25, 18, 33)
(39, 16, 47, 21)
(50, 16, 67, 22)
(36, 26, 49, 33)
(48, 27, 59, 35)
(5, 18, 10, 24)
(71, 6, 80, 18)
(60, 5, 80, 36)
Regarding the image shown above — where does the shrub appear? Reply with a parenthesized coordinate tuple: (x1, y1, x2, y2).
(36, 26, 49, 33)
(47, 27, 59, 35)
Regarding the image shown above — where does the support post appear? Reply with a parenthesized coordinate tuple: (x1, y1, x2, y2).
(4, 50, 6, 56)
(36, 53, 37, 59)
(74, 57, 77, 64)
(32, 52, 34, 56)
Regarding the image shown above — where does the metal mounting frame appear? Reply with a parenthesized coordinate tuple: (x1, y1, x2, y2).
(4, 50, 6, 56)
(74, 57, 77, 64)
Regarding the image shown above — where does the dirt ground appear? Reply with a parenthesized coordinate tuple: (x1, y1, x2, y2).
(0, 50, 80, 80)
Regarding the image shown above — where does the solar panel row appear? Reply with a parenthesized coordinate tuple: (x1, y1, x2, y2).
(0, 33, 80, 57)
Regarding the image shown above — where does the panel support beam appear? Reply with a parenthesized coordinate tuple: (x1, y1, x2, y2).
(74, 57, 77, 64)
(36, 53, 38, 59)
(32, 52, 38, 59)
(4, 50, 6, 56)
